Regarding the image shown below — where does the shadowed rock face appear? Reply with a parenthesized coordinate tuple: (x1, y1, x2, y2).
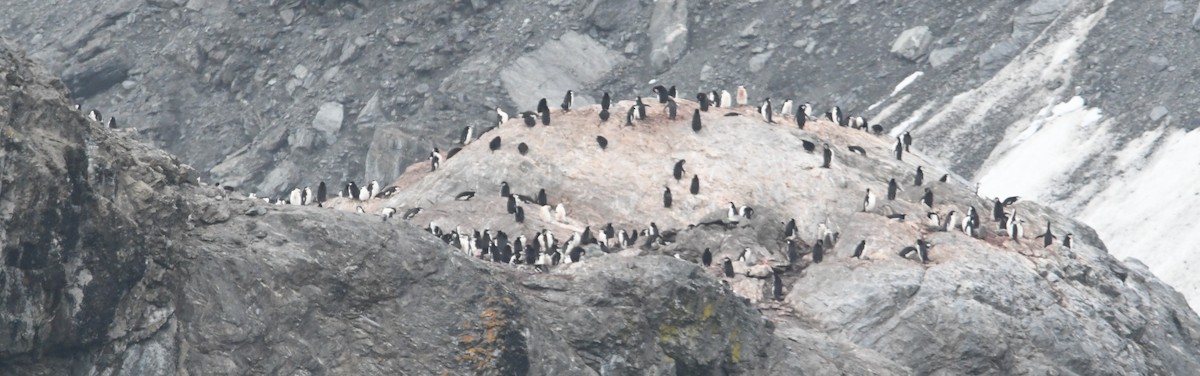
(2, 36, 1200, 376)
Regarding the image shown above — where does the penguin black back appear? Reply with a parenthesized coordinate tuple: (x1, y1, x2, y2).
(489, 136, 501, 152)
(702, 248, 712, 266)
(518, 142, 529, 155)
(596, 136, 608, 150)
(317, 181, 327, 204)
(914, 166, 924, 186)
(802, 140, 816, 153)
(601, 92, 611, 110)
(663, 187, 672, 208)
(773, 273, 784, 301)
(821, 144, 833, 168)
(673, 160, 686, 181)
(537, 98, 549, 114)
(852, 240, 866, 259)
(697, 93, 710, 111)
(690, 175, 700, 195)
(536, 189, 547, 206)
(691, 109, 702, 132)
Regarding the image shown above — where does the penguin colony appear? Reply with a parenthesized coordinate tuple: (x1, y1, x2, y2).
(179, 84, 1075, 299)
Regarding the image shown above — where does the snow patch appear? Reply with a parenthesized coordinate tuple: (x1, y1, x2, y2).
(976, 97, 1106, 202)
(1080, 128, 1200, 311)
(890, 71, 924, 97)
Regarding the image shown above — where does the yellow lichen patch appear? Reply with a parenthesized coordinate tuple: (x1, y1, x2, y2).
(658, 324, 679, 342)
(702, 303, 713, 320)
(730, 329, 741, 363)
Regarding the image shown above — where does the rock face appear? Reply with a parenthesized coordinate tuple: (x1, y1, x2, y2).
(5, 38, 1200, 375)
(890, 26, 933, 62)
(6, 1, 1200, 305)
(648, 0, 689, 73)
(500, 31, 624, 109)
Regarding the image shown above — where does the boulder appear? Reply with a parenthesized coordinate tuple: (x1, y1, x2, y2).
(499, 31, 623, 108)
(890, 26, 933, 62)
(311, 101, 344, 143)
(648, 0, 689, 73)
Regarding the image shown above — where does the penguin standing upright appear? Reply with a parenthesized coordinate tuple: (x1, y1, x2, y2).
(711, 90, 722, 107)
(561, 90, 574, 112)
(663, 187, 673, 208)
(1064, 234, 1074, 249)
(773, 273, 784, 301)
(691, 109, 702, 132)
(667, 98, 678, 120)
(812, 240, 825, 263)
(721, 90, 733, 109)
(500, 181, 511, 197)
(541, 110, 551, 126)
(602, 92, 611, 111)
(736, 86, 748, 106)
(821, 144, 833, 168)
(800, 103, 813, 119)
(702, 248, 713, 266)
(673, 160, 686, 181)
(759, 98, 774, 123)
(894, 138, 904, 160)
(460, 125, 474, 145)
(599, 108, 610, 122)
(914, 166, 925, 186)
(722, 257, 735, 277)
(537, 98, 550, 115)
(921, 188, 934, 208)
(863, 189, 876, 212)
(522, 111, 536, 127)
(690, 175, 700, 195)
(1035, 221, 1057, 247)
(536, 188, 548, 206)
(902, 131, 913, 151)
(596, 136, 608, 150)
(515, 206, 525, 223)
(317, 182, 327, 205)
(887, 178, 900, 200)
(496, 107, 509, 127)
(852, 240, 866, 259)
(796, 109, 806, 129)
(636, 96, 648, 119)
(625, 105, 637, 126)
(697, 93, 711, 111)
(780, 100, 793, 119)
(992, 198, 1005, 222)
(518, 142, 529, 155)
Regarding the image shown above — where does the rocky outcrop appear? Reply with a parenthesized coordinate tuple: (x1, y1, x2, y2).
(648, 0, 689, 73)
(890, 26, 933, 62)
(8, 1, 1200, 307)
(499, 31, 625, 109)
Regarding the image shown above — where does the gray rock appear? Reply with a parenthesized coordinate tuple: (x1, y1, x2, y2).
(890, 25, 933, 62)
(1148, 55, 1169, 71)
(3, 38, 1200, 376)
(748, 51, 773, 73)
(1151, 106, 1169, 121)
(61, 49, 131, 99)
(499, 31, 621, 108)
(355, 92, 386, 128)
(647, 0, 689, 73)
(1194, 2, 1200, 30)
(1164, 0, 1184, 14)
(586, 0, 640, 31)
(978, 39, 1021, 77)
(928, 46, 962, 68)
(740, 19, 761, 38)
(311, 101, 344, 142)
